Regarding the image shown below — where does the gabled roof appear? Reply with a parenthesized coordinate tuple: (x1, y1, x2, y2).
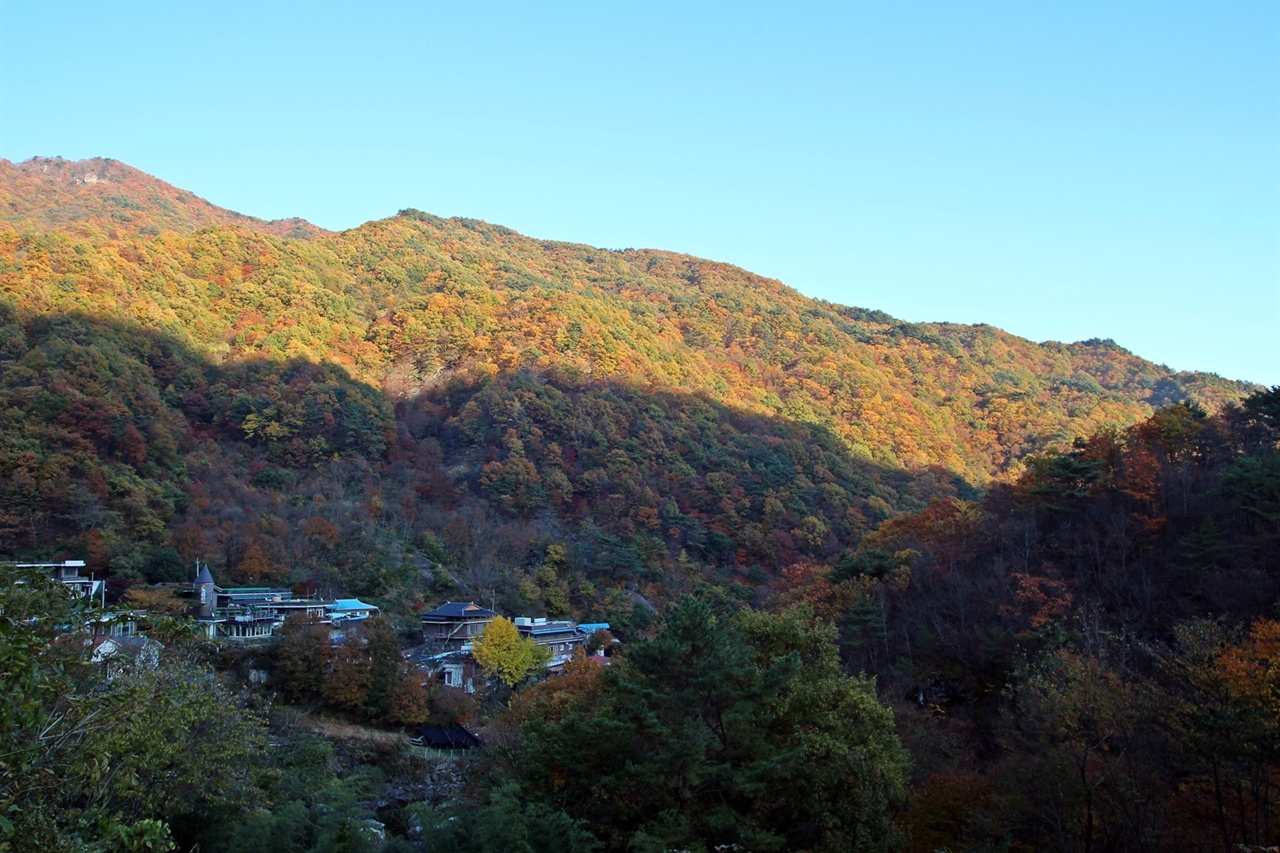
(420, 601, 497, 619)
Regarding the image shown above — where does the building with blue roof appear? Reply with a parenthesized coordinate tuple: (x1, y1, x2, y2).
(514, 617, 586, 661)
(190, 564, 371, 642)
(330, 599, 379, 622)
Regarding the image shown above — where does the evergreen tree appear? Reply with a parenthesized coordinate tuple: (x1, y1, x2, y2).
(516, 598, 908, 852)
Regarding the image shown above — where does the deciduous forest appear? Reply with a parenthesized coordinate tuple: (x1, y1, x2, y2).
(0, 157, 1273, 852)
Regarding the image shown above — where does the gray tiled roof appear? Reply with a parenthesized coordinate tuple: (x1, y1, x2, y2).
(420, 601, 497, 619)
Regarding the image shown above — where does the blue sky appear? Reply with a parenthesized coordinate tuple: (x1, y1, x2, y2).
(2, 0, 1277, 385)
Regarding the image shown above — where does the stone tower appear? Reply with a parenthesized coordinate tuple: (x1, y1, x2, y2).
(194, 563, 216, 620)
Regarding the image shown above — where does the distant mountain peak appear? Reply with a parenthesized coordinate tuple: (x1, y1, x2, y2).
(17, 155, 133, 185)
(1, 156, 330, 240)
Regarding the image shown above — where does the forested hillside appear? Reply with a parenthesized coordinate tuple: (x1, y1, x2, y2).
(0, 157, 1275, 852)
(0, 157, 327, 239)
(0, 156, 1255, 616)
(856, 390, 1280, 851)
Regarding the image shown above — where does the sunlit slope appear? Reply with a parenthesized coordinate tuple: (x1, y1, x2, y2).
(0, 156, 327, 239)
(0, 161, 1253, 487)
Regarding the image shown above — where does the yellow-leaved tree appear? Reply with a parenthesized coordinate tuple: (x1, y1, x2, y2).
(472, 616, 551, 687)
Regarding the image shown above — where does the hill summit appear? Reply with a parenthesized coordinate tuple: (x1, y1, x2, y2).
(1, 156, 328, 239)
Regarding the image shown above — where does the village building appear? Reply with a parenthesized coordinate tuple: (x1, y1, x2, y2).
(330, 598, 380, 623)
(89, 610, 142, 639)
(88, 635, 164, 679)
(192, 564, 374, 642)
(16, 560, 105, 601)
(11, 559, 151, 643)
(420, 601, 497, 651)
(411, 604, 612, 689)
(513, 616, 586, 667)
(436, 654, 478, 692)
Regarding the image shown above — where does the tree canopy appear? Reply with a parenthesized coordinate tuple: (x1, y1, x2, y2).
(472, 616, 552, 688)
(505, 598, 909, 852)
(0, 566, 267, 850)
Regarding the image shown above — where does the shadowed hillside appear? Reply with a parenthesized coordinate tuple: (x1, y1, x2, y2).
(0, 303, 946, 622)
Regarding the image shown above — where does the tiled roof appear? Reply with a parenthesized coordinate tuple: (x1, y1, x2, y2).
(420, 601, 497, 619)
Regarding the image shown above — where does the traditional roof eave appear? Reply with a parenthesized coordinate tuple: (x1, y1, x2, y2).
(420, 601, 497, 620)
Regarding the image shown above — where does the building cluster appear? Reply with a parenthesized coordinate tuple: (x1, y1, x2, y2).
(20, 561, 610, 696)
(191, 564, 379, 642)
(415, 601, 611, 692)
(19, 560, 160, 676)
(15, 560, 379, 647)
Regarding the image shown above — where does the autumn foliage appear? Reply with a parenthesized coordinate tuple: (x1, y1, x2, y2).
(0, 157, 1276, 849)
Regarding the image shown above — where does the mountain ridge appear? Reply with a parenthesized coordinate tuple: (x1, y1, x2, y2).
(0, 152, 1265, 641)
(0, 157, 1256, 492)
(0, 157, 1254, 383)
(1, 156, 329, 240)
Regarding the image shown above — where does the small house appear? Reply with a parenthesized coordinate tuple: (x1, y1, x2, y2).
(411, 723, 482, 751)
(514, 617, 585, 659)
(16, 560, 104, 601)
(420, 601, 497, 651)
(89, 635, 163, 679)
(329, 598, 379, 623)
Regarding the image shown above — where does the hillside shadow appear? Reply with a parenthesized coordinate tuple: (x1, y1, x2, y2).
(0, 302, 391, 565)
(397, 367, 976, 578)
(0, 301, 975, 602)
